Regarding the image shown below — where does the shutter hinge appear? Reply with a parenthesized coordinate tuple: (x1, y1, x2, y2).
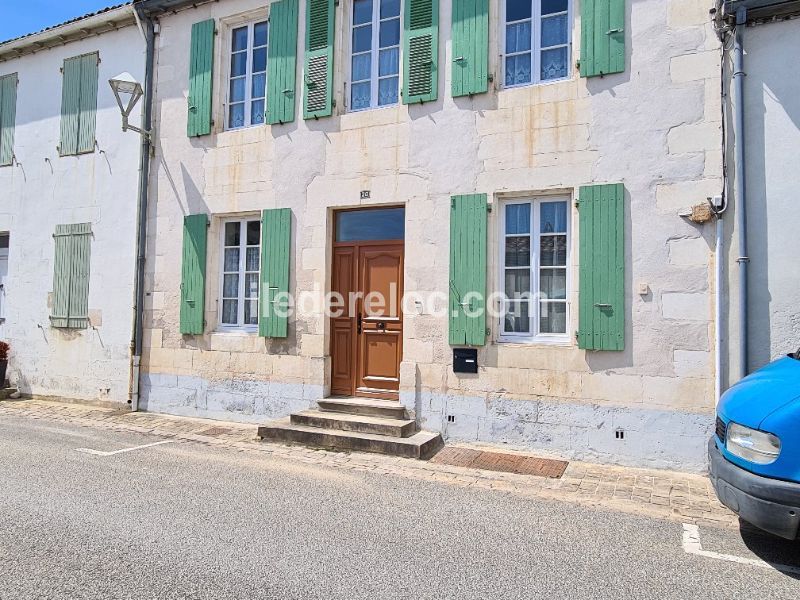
(575, 200, 580, 209)
(486, 203, 492, 213)
(575, 331, 580, 340)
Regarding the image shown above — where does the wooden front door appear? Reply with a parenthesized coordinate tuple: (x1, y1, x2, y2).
(331, 241, 404, 400)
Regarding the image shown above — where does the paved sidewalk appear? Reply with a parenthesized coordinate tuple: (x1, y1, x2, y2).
(0, 398, 737, 530)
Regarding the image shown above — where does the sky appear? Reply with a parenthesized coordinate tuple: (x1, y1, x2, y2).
(0, 0, 123, 43)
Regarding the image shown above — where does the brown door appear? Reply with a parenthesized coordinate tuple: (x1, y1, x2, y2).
(331, 241, 403, 400)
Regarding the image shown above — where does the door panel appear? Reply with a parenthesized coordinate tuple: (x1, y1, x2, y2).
(331, 247, 357, 396)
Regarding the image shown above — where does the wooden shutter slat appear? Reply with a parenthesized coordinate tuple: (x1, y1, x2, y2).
(0, 73, 17, 166)
(267, 0, 299, 125)
(180, 214, 208, 334)
(578, 183, 624, 351)
(580, 0, 625, 78)
(449, 194, 487, 346)
(260, 208, 291, 338)
(77, 53, 99, 154)
(188, 19, 215, 137)
(303, 0, 334, 119)
(451, 0, 488, 97)
(403, 0, 439, 104)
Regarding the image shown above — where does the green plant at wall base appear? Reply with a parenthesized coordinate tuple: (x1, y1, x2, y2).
(0, 342, 10, 361)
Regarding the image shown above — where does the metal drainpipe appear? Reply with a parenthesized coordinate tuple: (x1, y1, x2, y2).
(129, 7, 156, 411)
(732, 7, 749, 380)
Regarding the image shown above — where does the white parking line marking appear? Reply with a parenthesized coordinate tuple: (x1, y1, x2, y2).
(76, 440, 174, 457)
(682, 523, 800, 576)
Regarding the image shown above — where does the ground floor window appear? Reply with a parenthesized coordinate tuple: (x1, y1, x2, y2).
(220, 219, 261, 329)
(500, 197, 569, 341)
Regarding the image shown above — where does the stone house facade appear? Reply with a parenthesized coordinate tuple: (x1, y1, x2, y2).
(138, 0, 723, 471)
(0, 5, 146, 404)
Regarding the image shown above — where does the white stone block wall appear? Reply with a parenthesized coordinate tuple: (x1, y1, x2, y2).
(0, 22, 146, 403)
(141, 0, 723, 470)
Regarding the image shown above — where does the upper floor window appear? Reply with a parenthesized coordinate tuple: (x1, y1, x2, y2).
(220, 219, 261, 329)
(227, 20, 268, 129)
(500, 198, 570, 342)
(503, 0, 570, 88)
(350, 0, 401, 111)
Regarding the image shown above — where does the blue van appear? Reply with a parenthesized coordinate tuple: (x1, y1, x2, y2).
(709, 351, 800, 539)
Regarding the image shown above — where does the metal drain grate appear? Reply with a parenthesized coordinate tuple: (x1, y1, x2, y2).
(430, 447, 568, 479)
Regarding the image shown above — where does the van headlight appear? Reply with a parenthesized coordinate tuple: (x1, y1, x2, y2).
(727, 422, 781, 465)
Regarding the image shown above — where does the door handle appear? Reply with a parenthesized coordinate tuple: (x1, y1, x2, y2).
(357, 312, 362, 335)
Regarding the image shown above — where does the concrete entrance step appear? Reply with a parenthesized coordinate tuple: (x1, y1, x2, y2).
(317, 397, 408, 419)
(257, 418, 444, 460)
(291, 410, 417, 438)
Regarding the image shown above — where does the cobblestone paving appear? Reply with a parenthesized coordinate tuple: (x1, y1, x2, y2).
(0, 398, 737, 530)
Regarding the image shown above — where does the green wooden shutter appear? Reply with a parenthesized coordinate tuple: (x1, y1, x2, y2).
(180, 214, 208, 335)
(303, 0, 335, 119)
(266, 0, 299, 125)
(449, 194, 487, 346)
(59, 56, 82, 156)
(260, 209, 291, 338)
(188, 19, 215, 137)
(580, 0, 625, 78)
(0, 73, 18, 166)
(578, 184, 625, 351)
(451, 0, 488, 97)
(51, 223, 91, 329)
(77, 53, 99, 154)
(403, 0, 439, 104)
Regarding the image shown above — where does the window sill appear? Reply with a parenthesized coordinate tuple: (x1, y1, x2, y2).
(212, 327, 258, 336)
(495, 337, 572, 348)
(500, 74, 573, 91)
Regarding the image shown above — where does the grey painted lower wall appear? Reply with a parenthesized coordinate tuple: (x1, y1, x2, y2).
(140, 373, 319, 424)
(412, 391, 714, 473)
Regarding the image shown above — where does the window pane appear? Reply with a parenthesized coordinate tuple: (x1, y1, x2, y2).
(542, 0, 568, 15)
(541, 47, 568, 80)
(505, 21, 531, 54)
(244, 300, 258, 325)
(540, 201, 567, 233)
(351, 82, 371, 110)
(231, 52, 247, 77)
(353, 25, 372, 53)
(247, 221, 261, 245)
(540, 235, 567, 266)
(505, 53, 532, 86)
(246, 247, 260, 271)
(505, 236, 531, 267)
(506, 0, 532, 22)
(379, 19, 400, 48)
(505, 203, 530, 235)
(229, 104, 245, 129)
(354, 0, 372, 25)
(254, 22, 268, 47)
(222, 299, 238, 325)
(251, 100, 265, 125)
(379, 48, 399, 76)
(540, 302, 567, 334)
(253, 47, 267, 73)
(225, 222, 241, 246)
(244, 273, 260, 299)
(505, 269, 531, 297)
(336, 208, 405, 242)
(230, 78, 246, 103)
(352, 53, 371, 82)
(232, 27, 248, 52)
(381, 0, 401, 18)
(251, 73, 266, 99)
(378, 76, 399, 106)
(224, 249, 240, 273)
(542, 13, 568, 47)
(504, 301, 530, 333)
(540, 268, 567, 300)
(223, 274, 239, 297)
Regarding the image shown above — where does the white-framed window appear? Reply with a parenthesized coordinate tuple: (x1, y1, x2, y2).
(500, 197, 570, 342)
(349, 0, 401, 111)
(220, 219, 261, 330)
(503, 0, 571, 88)
(226, 19, 269, 129)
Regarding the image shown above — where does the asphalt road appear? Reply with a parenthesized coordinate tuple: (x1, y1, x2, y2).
(1, 413, 799, 600)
